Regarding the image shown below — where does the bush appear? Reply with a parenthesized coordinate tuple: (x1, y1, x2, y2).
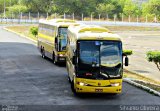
(123, 50, 133, 56)
(146, 51, 160, 71)
(30, 27, 38, 37)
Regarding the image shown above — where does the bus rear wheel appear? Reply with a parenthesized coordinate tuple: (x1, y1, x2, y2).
(41, 47, 45, 58)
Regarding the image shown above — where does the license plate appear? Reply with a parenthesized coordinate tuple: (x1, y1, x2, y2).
(95, 89, 103, 92)
(60, 58, 65, 60)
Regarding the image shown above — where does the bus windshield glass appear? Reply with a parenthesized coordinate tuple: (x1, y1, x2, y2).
(77, 41, 122, 79)
(58, 27, 68, 51)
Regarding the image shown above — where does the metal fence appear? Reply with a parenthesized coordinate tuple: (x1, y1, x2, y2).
(0, 12, 159, 25)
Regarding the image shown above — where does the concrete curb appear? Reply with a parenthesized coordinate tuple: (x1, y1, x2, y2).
(3, 27, 37, 45)
(123, 78, 160, 97)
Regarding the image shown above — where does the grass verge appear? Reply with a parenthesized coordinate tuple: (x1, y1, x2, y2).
(6, 25, 38, 41)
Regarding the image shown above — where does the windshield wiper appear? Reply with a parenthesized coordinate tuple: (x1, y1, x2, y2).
(100, 72, 110, 78)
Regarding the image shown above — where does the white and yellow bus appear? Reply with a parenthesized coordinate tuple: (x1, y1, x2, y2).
(66, 25, 129, 94)
(38, 19, 79, 64)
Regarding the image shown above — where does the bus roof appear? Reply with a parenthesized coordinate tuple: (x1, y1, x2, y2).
(68, 25, 121, 41)
(39, 19, 78, 27)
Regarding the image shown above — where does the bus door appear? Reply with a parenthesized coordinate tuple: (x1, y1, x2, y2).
(56, 27, 68, 52)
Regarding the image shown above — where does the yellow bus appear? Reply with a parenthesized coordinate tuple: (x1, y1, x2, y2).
(66, 25, 129, 94)
(38, 19, 79, 64)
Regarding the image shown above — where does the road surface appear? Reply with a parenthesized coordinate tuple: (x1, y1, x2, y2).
(0, 26, 160, 111)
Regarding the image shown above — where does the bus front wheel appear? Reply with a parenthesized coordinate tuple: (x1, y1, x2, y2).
(71, 80, 76, 94)
(71, 81, 81, 96)
(68, 76, 71, 83)
(52, 53, 58, 65)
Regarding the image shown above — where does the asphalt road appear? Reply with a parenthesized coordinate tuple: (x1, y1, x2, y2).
(0, 26, 160, 110)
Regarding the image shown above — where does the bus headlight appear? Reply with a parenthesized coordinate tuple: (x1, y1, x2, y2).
(79, 82, 85, 86)
(111, 83, 120, 87)
(58, 54, 64, 57)
(77, 82, 88, 86)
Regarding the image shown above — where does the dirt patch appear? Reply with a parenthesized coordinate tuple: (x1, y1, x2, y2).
(105, 26, 160, 31)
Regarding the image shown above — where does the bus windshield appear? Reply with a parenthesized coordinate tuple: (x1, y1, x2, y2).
(58, 27, 68, 51)
(77, 41, 122, 79)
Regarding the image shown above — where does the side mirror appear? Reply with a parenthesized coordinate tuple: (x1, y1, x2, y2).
(72, 56, 76, 65)
(125, 56, 129, 66)
(122, 53, 126, 57)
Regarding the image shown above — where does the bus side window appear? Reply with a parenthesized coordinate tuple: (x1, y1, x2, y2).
(68, 37, 70, 44)
(58, 28, 61, 36)
(51, 27, 54, 37)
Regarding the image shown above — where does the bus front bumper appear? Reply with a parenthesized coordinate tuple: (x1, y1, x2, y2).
(75, 85, 122, 94)
(55, 56, 66, 62)
(57, 56, 66, 62)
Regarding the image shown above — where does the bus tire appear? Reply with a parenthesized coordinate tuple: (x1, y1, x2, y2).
(68, 76, 71, 83)
(110, 93, 118, 96)
(71, 81, 81, 96)
(66, 65, 71, 83)
(52, 53, 58, 65)
(41, 47, 45, 59)
(71, 80, 76, 94)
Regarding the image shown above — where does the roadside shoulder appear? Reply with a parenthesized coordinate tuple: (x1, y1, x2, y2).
(3, 27, 37, 45)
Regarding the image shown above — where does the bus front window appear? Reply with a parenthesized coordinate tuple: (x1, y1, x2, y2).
(100, 41, 122, 78)
(77, 41, 122, 79)
(78, 41, 100, 79)
(58, 27, 67, 51)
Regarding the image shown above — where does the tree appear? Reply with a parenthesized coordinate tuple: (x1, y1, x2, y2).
(96, 3, 115, 17)
(21, 0, 54, 13)
(0, 0, 17, 13)
(53, 0, 98, 16)
(7, 5, 28, 14)
(146, 51, 160, 71)
(123, 0, 141, 17)
(142, 0, 160, 21)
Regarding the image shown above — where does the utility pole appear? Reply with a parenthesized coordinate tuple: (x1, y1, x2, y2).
(10, 0, 12, 7)
(3, 0, 6, 18)
(10, 0, 12, 19)
(82, 13, 83, 21)
(72, 13, 74, 20)
(18, 0, 21, 23)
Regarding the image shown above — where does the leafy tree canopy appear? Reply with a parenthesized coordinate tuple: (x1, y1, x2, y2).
(146, 51, 160, 71)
